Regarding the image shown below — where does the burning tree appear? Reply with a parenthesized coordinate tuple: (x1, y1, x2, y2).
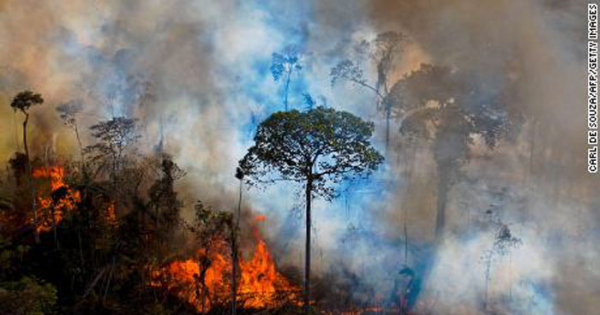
(238, 106, 384, 313)
(191, 201, 233, 313)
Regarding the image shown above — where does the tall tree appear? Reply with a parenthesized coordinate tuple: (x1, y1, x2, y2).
(56, 100, 85, 164)
(271, 47, 302, 111)
(331, 31, 407, 151)
(386, 64, 507, 242)
(238, 106, 384, 313)
(85, 117, 140, 184)
(147, 155, 185, 246)
(231, 167, 244, 315)
(10, 90, 44, 242)
(385, 64, 512, 310)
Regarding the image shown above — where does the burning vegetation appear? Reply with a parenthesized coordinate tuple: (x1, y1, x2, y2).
(32, 166, 81, 233)
(0, 87, 399, 315)
(0, 1, 593, 314)
(152, 216, 300, 312)
(0, 92, 386, 314)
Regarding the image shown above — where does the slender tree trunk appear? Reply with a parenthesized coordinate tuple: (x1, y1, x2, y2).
(22, 113, 39, 243)
(416, 167, 450, 308)
(230, 232, 237, 315)
(528, 119, 537, 185)
(74, 124, 85, 165)
(284, 69, 292, 111)
(231, 179, 242, 315)
(51, 205, 59, 249)
(403, 141, 418, 264)
(385, 106, 391, 154)
(434, 173, 449, 243)
(483, 254, 492, 312)
(434, 198, 447, 242)
(304, 178, 312, 314)
(78, 227, 85, 266)
(403, 219, 408, 264)
(508, 252, 512, 304)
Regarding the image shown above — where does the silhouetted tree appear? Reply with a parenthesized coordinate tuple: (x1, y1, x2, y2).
(56, 100, 85, 164)
(371, 32, 406, 96)
(85, 117, 140, 184)
(480, 222, 521, 311)
(147, 155, 185, 248)
(8, 152, 27, 186)
(192, 201, 233, 314)
(10, 90, 44, 242)
(271, 47, 302, 111)
(331, 31, 408, 150)
(231, 167, 244, 315)
(386, 64, 507, 243)
(238, 106, 384, 313)
(384, 64, 512, 311)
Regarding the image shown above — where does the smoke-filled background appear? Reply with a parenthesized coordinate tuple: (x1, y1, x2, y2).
(0, 0, 598, 314)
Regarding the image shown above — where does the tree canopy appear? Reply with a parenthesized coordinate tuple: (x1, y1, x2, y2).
(10, 90, 44, 114)
(239, 106, 384, 200)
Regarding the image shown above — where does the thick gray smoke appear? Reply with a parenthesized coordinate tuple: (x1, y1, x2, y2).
(0, 0, 597, 314)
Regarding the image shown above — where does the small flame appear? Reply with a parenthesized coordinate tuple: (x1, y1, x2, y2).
(105, 202, 118, 226)
(254, 214, 267, 222)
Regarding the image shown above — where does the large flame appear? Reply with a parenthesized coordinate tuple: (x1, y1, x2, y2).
(152, 215, 299, 311)
(237, 221, 298, 308)
(32, 166, 81, 232)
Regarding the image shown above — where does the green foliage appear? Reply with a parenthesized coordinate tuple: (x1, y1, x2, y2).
(239, 106, 383, 200)
(0, 237, 57, 315)
(0, 277, 57, 315)
(193, 201, 233, 242)
(0, 235, 28, 278)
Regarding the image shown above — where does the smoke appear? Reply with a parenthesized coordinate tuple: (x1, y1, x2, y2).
(0, 0, 598, 313)
(366, 0, 599, 314)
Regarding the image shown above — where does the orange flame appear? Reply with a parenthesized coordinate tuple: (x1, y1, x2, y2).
(32, 166, 81, 232)
(238, 238, 298, 308)
(151, 215, 299, 311)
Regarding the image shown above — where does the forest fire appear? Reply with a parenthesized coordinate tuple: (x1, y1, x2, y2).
(152, 216, 299, 311)
(238, 236, 299, 308)
(31, 166, 80, 232)
(2, 1, 592, 313)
